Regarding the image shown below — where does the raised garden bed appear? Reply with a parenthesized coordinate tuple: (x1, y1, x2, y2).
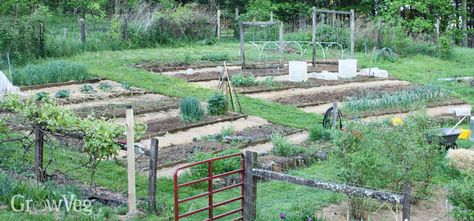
(144, 112, 247, 138)
(135, 124, 301, 170)
(274, 83, 413, 107)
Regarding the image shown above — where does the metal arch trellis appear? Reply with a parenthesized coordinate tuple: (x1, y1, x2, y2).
(241, 40, 344, 61)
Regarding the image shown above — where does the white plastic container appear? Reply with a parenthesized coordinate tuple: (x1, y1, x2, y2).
(186, 68, 193, 75)
(338, 59, 357, 79)
(288, 61, 308, 82)
(373, 69, 389, 78)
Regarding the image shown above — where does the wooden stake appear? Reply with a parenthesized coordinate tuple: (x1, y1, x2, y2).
(402, 183, 411, 221)
(376, 18, 382, 49)
(350, 9, 355, 57)
(126, 106, 137, 216)
(279, 22, 284, 67)
(122, 14, 128, 40)
(79, 18, 86, 48)
(217, 9, 221, 39)
(148, 138, 159, 213)
(39, 22, 45, 57)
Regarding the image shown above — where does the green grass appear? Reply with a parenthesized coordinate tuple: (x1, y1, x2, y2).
(12, 60, 90, 86)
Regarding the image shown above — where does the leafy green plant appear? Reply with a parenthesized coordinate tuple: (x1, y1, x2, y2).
(207, 93, 227, 115)
(12, 60, 90, 86)
(200, 53, 228, 61)
(309, 125, 331, 142)
(98, 82, 113, 92)
(261, 76, 279, 87)
(232, 74, 257, 87)
(271, 133, 305, 157)
(438, 34, 453, 60)
(35, 92, 50, 101)
(448, 175, 474, 221)
(179, 97, 204, 122)
(220, 125, 234, 137)
(80, 84, 96, 94)
(55, 89, 71, 98)
(121, 82, 131, 90)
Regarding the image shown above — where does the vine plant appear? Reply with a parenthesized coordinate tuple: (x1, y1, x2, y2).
(1, 94, 146, 185)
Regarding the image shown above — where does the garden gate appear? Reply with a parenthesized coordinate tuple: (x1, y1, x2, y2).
(173, 153, 245, 221)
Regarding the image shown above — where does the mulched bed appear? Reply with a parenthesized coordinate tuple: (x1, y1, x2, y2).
(136, 124, 301, 170)
(144, 112, 247, 137)
(274, 83, 414, 106)
(237, 76, 399, 94)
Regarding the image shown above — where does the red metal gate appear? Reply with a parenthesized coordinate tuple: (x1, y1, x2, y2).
(174, 153, 245, 221)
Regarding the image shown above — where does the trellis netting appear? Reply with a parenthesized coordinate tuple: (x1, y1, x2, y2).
(0, 71, 20, 95)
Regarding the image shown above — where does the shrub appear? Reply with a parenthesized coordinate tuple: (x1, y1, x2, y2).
(55, 89, 70, 98)
(231, 74, 257, 87)
(309, 125, 331, 142)
(438, 34, 453, 60)
(207, 93, 226, 115)
(12, 60, 90, 86)
(179, 97, 204, 122)
(448, 175, 474, 221)
(271, 133, 305, 157)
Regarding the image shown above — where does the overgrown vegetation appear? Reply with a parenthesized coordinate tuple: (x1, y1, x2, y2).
(271, 133, 306, 157)
(179, 96, 205, 122)
(309, 125, 331, 142)
(12, 60, 90, 86)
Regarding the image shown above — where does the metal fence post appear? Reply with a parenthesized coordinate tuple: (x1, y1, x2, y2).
(402, 183, 411, 221)
(79, 18, 86, 49)
(148, 138, 159, 213)
(244, 151, 257, 221)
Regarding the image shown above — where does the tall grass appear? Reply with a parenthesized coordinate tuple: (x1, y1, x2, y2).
(12, 60, 90, 86)
(179, 96, 205, 122)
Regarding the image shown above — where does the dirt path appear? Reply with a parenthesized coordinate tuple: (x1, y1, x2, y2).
(138, 116, 269, 148)
(243, 131, 309, 154)
(160, 66, 242, 76)
(246, 80, 411, 100)
(361, 104, 472, 122)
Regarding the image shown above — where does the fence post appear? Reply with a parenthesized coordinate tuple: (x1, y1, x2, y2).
(115, 0, 120, 16)
(6, 51, 13, 83)
(79, 18, 86, 48)
(402, 183, 411, 221)
(122, 14, 128, 41)
(239, 22, 245, 68)
(34, 123, 45, 183)
(235, 8, 239, 17)
(376, 18, 382, 50)
(270, 11, 274, 22)
(244, 151, 257, 221)
(217, 9, 221, 39)
(312, 7, 317, 67)
(126, 106, 138, 217)
(148, 138, 159, 213)
(39, 22, 45, 57)
(279, 22, 284, 67)
(435, 18, 440, 43)
(350, 9, 355, 57)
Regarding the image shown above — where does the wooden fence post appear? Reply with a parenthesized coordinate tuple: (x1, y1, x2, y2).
(350, 9, 355, 57)
(39, 22, 45, 57)
(376, 18, 382, 50)
(235, 8, 239, 18)
(435, 18, 440, 43)
(79, 18, 86, 48)
(270, 11, 274, 22)
(126, 106, 138, 217)
(239, 22, 245, 68)
(34, 123, 45, 183)
(244, 151, 257, 221)
(279, 22, 284, 67)
(312, 7, 317, 67)
(217, 9, 221, 39)
(122, 14, 128, 41)
(402, 183, 411, 221)
(148, 138, 159, 214)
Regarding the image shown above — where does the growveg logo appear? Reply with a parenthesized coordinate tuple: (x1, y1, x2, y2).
(10, 194, 92, 215)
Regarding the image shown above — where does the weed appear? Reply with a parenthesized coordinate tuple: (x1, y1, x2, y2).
(309, 125, 332, 142)
(271, 133, 305, 157)
(200, 53, 228, 62)
(179, 97, 204, 122)
(80, 84, 96, 94)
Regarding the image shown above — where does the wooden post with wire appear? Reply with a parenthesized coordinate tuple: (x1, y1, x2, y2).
(126, 106, 138, 217)
(279, 22, 284, 67)
(218, 62, 242, 113)
(80, 18, 86, 49)
(34, 123, 45, 183)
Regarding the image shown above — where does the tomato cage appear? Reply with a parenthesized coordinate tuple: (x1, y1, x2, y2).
(173, 153, 245, 221)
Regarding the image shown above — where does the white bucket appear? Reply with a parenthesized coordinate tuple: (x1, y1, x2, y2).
(186, 68, 193, 75)
(338, 59, 357, 79)
(289, 61, 308, 82)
